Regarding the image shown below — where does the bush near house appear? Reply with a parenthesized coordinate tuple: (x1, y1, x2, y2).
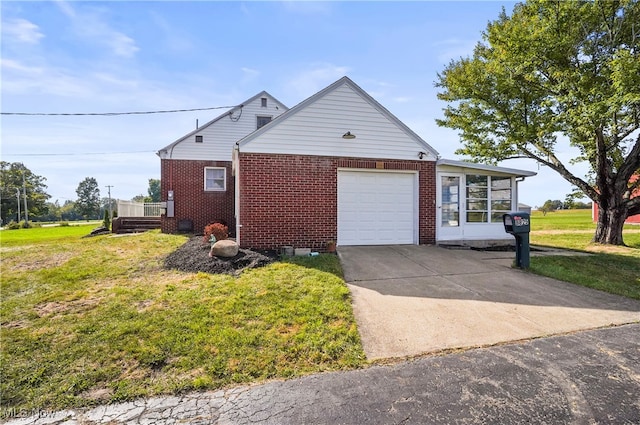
(203, 222, 228, 244)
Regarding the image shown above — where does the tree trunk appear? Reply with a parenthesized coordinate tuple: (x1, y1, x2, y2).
(593, 206, 627, 245)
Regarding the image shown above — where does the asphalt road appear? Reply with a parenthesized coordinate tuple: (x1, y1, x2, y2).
(4, 324, 639, 424)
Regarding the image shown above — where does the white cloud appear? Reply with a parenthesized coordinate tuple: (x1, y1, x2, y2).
(287, 64, 350, 99)
(1, 58, 93, 97)
(433, 38, 478, 63)
(1, 58, 43, 74)
(148, 11, 194, 54)
(54, 0, 140, 58)
(241, 67, 260, 81)
(1, 18, 44, 44)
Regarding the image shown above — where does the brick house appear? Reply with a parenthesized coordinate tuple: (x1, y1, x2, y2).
(157, 91, 288, 234)
(159, 77, 536, 250)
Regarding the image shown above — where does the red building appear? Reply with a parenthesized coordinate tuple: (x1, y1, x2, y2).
(592, 174, 640, 224)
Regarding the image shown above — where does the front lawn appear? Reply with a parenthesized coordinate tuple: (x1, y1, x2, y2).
(529, 209, 640, 299)
(0, 229, 365, 413)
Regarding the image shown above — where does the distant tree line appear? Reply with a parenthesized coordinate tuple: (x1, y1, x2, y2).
(0, 161, 159, 225)
(538, 196, 593, 216)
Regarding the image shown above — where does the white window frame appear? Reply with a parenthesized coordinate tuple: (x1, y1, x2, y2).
(204, 167, 226, 192)
(465, 174, 513, 224)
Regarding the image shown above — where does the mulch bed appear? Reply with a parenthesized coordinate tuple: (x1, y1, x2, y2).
(163, 237, 274, 276)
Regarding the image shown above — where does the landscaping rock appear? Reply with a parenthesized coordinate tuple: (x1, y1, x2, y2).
(210, 239, 239, 258)
(83, 226, 111, 237)
(164, 237, 273, 276)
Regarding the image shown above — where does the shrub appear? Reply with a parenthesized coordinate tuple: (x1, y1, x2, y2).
(103, 209, 111, 230)
(59, 221, 70, 227)
(6, 220, 20, 230)
(203, 222, 228, 244)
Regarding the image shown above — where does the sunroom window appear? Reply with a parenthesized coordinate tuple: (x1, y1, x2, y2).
(490, 177, 512, 222)
(466, 175, 488, 223)
(466, 175, 512, 223)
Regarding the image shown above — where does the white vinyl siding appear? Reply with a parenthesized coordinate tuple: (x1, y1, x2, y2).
(241, 83, 435, 161)
(204, 167, 226, 191)
(166, 95, 286, 161)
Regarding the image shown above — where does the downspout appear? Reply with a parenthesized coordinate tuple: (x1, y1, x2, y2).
(515, 176, 525, 210)
(233, 143, 241, 247)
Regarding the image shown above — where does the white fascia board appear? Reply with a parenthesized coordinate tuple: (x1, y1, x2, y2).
(437, 158, 537, 177)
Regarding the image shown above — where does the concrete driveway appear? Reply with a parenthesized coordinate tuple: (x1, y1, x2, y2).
(339, 245, 640, 360)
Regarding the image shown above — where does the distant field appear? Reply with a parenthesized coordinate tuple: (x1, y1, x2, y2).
(530, 209, 640, 253)
(0, 224, 99, 247)
(531, 209, 595, 231)
(528, 209, 639, 300)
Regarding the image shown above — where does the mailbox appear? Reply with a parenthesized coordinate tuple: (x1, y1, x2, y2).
(502, 212, 531, 268)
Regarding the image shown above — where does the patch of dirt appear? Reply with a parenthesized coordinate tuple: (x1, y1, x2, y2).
(34, 298, 100, 318)
(163, 237, 274, 276)
(5, 251, 74, 272)
(80, 387, 113, 402)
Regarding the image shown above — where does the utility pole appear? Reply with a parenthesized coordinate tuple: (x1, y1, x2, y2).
(16, 188, 20, 223)
(22, 171, 29, 224)
(105, 185, 114, 220)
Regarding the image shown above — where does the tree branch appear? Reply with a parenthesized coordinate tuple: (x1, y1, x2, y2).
(519, 145, 598, 200)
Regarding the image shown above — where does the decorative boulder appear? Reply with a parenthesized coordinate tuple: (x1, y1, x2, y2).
(209, 239, 239, 258)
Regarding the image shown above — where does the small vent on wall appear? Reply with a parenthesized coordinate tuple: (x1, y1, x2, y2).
(195, 135, 203, 143)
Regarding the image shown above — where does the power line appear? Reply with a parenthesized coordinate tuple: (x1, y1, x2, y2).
(3, 150, 155, 156)
(1, 105, 238, 116)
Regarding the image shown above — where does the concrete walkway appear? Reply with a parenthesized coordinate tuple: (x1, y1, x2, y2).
(339, 245, 640, 359)
(3, 324, 639, 424)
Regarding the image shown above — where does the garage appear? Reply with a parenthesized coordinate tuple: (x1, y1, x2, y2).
(337, 170, 417, 246)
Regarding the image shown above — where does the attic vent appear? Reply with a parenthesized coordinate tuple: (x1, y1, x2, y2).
(195, 135, 203, 143)
(261, 97, 267, 107)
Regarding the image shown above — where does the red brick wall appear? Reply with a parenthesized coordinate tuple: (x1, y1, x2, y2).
(160, 159, 235, 234)
(238, 153, 436, 250)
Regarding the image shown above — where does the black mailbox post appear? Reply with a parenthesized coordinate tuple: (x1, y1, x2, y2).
(502, 212, 531, 268)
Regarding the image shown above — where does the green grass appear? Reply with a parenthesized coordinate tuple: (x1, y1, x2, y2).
(0, 224, 100, 247)
(530, 254, 640, 300)
(0, 230, 365, 413)
(530, 209, 596, 231)
(527, 209, 640, 299)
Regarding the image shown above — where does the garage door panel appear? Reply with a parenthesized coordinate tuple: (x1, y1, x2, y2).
(338, 171, 417, 246)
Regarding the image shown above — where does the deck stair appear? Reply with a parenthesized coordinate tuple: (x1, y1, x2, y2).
(112, 217, 161, 234)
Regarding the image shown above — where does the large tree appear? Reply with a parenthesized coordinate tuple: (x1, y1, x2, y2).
(0, 162, 50, 224)
(75, 177, 101, 220)
(148, 178, 161, 202)
(436, 0, 640, 245)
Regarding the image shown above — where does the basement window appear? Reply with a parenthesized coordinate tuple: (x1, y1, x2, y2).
(195, 135, 203, 143)
(204, 167, 226, 191)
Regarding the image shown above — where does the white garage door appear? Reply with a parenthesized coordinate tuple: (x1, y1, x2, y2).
(338, 170, 417, 246)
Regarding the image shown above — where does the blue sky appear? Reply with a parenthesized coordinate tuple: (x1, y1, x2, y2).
(1, 1, 589, 208)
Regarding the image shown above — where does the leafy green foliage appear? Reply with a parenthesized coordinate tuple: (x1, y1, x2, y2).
(0, 162, 51, 224)
(436, 0, 640, 244)
(75, 177, 101, 220)
(147, 178, 161, 202)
